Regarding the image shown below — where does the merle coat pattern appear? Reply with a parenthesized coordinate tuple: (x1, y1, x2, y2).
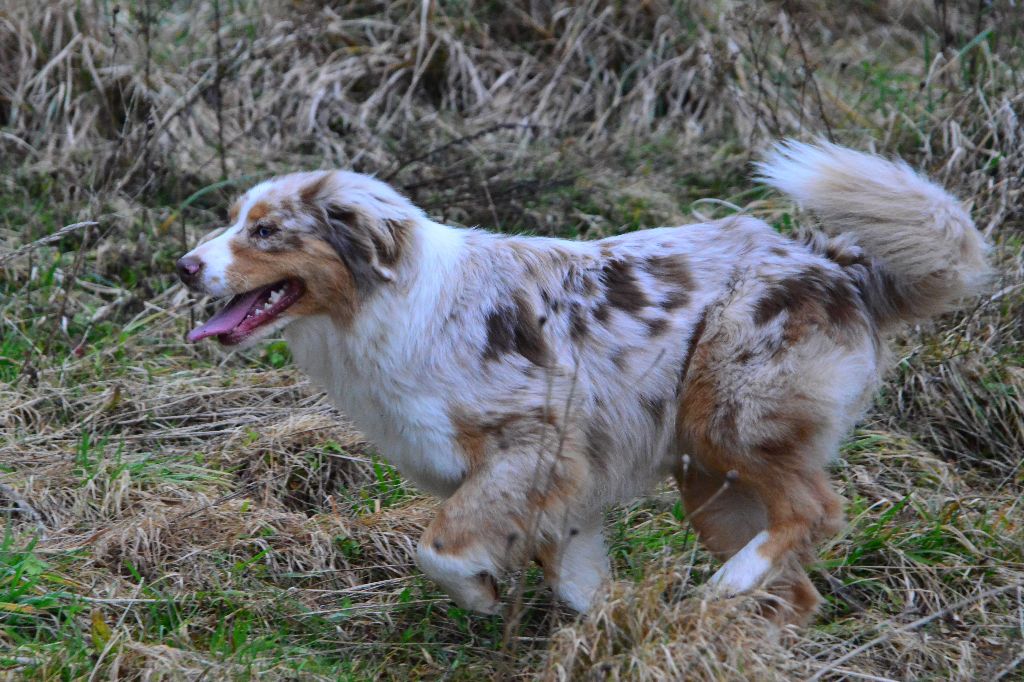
(177, 141, 989, 624)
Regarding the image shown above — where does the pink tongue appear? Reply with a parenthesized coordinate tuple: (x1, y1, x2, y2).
(187, 288, 265, 342)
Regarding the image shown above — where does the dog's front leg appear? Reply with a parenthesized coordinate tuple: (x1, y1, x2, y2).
(535, 520, 609, 612)
(415, 465, 525, 615)
(415, 446, 599, 614)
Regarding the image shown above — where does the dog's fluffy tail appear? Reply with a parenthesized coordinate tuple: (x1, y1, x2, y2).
(757, 140, 990, 328)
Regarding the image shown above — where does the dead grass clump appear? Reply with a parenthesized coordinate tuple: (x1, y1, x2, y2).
(221, 412, 377, 516)
(544, 564, 807, 681)
(88, 499, 349, 585)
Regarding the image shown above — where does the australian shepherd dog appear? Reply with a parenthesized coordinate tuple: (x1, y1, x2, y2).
(177, 141, 988, 625)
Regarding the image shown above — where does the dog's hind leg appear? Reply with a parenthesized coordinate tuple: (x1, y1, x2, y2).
(673, 459, 768, 561)
(696, 457, 843, 625)
(673, 447, 835, 624)
(676, 320, 853, 625)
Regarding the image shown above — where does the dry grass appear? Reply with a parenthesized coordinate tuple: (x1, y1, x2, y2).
(1, 1, 1022, 679)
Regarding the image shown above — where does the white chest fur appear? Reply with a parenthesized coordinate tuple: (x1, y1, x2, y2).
(283, 222, 469, 497)
(285, 315, 466, 497)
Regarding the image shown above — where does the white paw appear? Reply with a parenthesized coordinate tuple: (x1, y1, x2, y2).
(556, 575, 605, 613)
(550, 528, 611, 613)
(708, 530, 772, 594)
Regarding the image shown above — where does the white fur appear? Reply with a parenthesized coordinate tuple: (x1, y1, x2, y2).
(708, 530, 772, 593)
(186, 225, 241, 296)
(548, 526, 610, 612)
(416, 540, 501, 614)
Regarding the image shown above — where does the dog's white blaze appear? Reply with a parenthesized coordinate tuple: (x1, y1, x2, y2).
(708, 530, 772, 593)
(189, 228, 238, 296)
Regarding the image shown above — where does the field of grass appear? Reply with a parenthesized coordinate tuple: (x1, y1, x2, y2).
(1, 1, 1022, 679)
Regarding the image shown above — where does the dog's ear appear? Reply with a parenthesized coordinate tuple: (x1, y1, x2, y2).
(301, 174, 404, 288)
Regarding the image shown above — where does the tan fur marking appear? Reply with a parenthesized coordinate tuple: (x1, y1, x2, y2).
(423, 508, 473, 555)
(452, 416, 487, 472)
(526, 468, 574, 511)
(226, 237, 359, 323)
(246, 201, 271, 223)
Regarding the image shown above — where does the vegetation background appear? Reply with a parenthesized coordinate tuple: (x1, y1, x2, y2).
(1, 0, 1022, 679)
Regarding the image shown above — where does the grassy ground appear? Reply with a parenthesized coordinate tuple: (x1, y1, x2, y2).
(1, 1, 1022, 679)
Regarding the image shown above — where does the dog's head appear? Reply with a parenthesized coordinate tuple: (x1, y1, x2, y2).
(177, 171, 419, 347)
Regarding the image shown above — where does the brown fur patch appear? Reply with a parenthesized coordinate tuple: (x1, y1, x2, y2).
(228, 200, 241, 224)
(755, 410, 817, 459)
(753, 266, 863, 340)
(311, 203, 410, 288)
(659, 290, 691, 310)
(645, 317, 669, 337)
(676, 317, 741, 456)
(602, 259, 649, 313)
(569, 302, 589, 342)
(645, 254, 694, 289)
(674, 464, 766, 560)
(246, 201, 271, 223)
(423, 508, 473, 555)
(823, 243, 869, 268)
(677, 307, 709, 395)
(453, 416, 488, 472)
(375, 218, 411, 266)
(452, 408, 560, 470)
(483, 294, 549, 367)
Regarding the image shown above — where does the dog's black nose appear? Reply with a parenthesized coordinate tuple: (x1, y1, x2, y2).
(176, 256, 203, 287)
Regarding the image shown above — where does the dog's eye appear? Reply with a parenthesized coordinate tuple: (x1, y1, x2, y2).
(253, 223, 278, 239)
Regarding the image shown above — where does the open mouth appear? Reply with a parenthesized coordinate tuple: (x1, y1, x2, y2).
(187, 279, 305, 346)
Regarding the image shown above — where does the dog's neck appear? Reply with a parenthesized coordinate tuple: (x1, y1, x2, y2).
(287, 216, 468, 371)
(283, 218, 470, 493)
